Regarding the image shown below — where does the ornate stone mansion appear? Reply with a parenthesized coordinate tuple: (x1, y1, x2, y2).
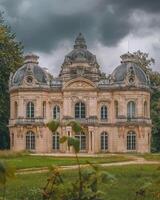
(9, 33, 152, 153)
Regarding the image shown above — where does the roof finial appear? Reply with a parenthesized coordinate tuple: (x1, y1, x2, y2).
(74, 33, 87, 49)
(24, 53, 39, 64)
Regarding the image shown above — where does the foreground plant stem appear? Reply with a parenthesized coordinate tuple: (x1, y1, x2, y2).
(75, 152, 83, 200)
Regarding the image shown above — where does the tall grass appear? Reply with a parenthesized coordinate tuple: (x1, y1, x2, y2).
(0, 150, 29, 158)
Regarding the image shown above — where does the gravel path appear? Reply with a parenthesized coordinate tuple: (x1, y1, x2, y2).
(16, 155, 160, 175)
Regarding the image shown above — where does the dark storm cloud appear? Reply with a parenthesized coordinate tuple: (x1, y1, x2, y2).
(1, 0, 160, 52)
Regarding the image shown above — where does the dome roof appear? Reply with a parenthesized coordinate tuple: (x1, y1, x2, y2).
(112, 53, 149, 86)
(63, 33, 97, 65)
(11, 54, 48, 86)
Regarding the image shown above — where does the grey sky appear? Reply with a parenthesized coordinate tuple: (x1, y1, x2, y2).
(1, 0, 160, 75)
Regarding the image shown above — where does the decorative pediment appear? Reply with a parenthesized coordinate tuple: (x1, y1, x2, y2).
(63, 78, 97, 90)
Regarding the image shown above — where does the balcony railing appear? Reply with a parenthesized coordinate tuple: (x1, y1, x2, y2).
(9, 118, 46, 125)
(62, 117, 98, 125)
(116, 117, 152, 124)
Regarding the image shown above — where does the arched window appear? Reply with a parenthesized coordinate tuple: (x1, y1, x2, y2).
(101, 105, 108, 120)
(26, 131, 35, 150)
(52, 132, 60, 150)
(53, 105, 60, 119)
(114, 101, 118, 118)
(144, 101, 148, 117)
(127, 131, 136, 150)
(127, 101, 135, 119)
(75, 102, 86, 119)
(26, 102, 34, 118)
(75, 132, 86, 151)
(101, 132, 108, 151)
(14, 102, 18, 118)
(43, 101, 46, 118)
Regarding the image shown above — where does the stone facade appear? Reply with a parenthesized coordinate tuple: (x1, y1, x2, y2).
(9, 33, 152, 153)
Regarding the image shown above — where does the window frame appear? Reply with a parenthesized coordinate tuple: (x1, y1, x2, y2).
(75, 102, 86, 119)
(26, 101, 34, 118)
(26, 131, 35, 150)
(52, 132, 60, 151)
(75, 132, 86, 151)
(53, 105, 60, 119)
(100, 132, 108, 151)
(127, 131, 136, 151)
(127, 101, 136, 119)
(101, 105, 108, 120)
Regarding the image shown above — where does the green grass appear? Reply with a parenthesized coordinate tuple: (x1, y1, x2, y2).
(2, 164, 160, 200)
(0, 151, 133, 169)
(139, 153, 160, 161)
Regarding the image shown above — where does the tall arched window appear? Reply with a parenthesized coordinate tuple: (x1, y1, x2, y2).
(14, 101, 18, 118)
(127, 101, 135, 119)
(101, 105, 108, 120)
(101, 132, 108, 151)
(52, 132, 60, 150)
(26, 131, 35, 150)
(43, 101, 46, 118)
(127, 131, 136, 150)
(75, 102, 86, 119)
(114, 101, 118, 118)
(144, 101, 148, 117)
(53, 105, 60, 119)
(75, 132, 86, 151)
(26, 102, 34, 118)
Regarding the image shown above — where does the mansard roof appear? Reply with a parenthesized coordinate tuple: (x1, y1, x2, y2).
(111, 52, 150, 86)
(9, 35, 151, 92)
(10, 54, 50, 87)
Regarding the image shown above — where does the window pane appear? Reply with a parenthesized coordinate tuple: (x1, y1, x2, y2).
(75, 102, 86, 119)
(101, 106, 107, 119)
(26, 102, 34, 118)
(127, 131, 136, 150)
(75, 132, 86, 151)
(127, 101, 135, 118)
(101, 132, 108, 150)
(26, 131, 35, 150)
(53, 106, 60, 119)
(52, 132, 60, 150)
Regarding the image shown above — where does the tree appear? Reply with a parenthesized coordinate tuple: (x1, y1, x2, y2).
(0, 13, 23, 149)
(133, 50, 160, 152)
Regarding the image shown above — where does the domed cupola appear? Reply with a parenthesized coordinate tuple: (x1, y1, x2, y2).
(10, 53, 50, 88)
(62, 33, 98, 64)
(59, 33, 102, 82)
(111, 52, 150, 87)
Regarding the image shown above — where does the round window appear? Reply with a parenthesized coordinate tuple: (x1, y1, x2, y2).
(129, 77, 134, 83)
(27, 76, 33, 83)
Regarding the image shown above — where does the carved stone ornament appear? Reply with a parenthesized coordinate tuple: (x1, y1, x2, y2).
(127, 66, 136, 85)
(67, 81, 94, 89)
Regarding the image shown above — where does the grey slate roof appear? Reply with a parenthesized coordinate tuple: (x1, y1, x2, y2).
(63, 33, 97, 65)
(12, 54, 48, 86)
(112, 62, 149, 85)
